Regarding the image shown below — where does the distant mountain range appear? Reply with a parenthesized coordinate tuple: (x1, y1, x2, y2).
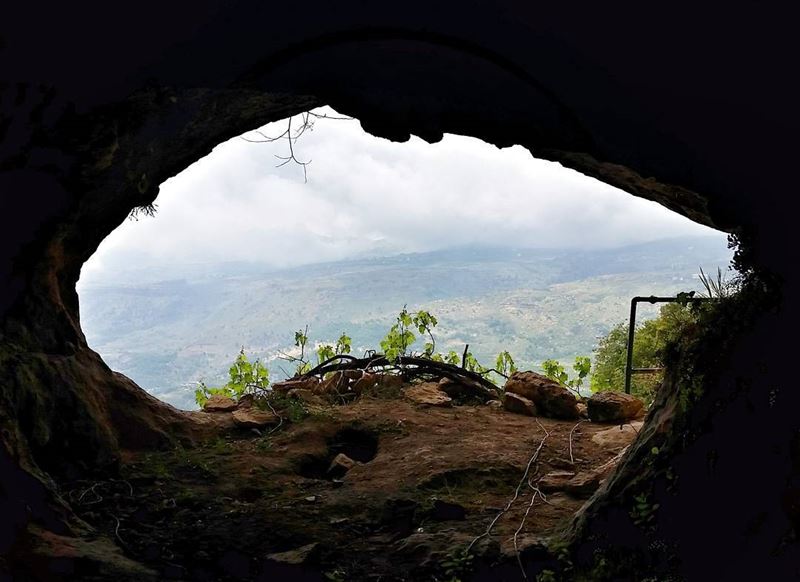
(77, 235, 733, 410)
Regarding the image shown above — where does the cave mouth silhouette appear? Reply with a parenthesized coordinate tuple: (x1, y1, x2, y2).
(1, 11, 796, 579)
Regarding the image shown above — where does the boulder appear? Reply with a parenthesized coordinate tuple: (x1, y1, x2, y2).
(577, 402, 588, 418)
(327, 453, 358, 479)
(202, 395, 237, 412)
(403, 383, 452, 407)
(272, 377, 320, 393)
(504, 371, 579, 419)
(504, 370, 558, 400)
(232, 408, 279, 428)
(534, 383, 581, 419)
(591, 421, 643, 450)
(503, 392, 536, 416)
(587, 392, 645, 423)
(287, 388, 325, 406)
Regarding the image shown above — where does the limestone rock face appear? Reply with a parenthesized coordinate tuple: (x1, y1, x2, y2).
(503, 392, 537, 416)
(402, 383, 452, 407)
(231, 408, 279, 428)
(587, 392, 645, 423)
(504, 371, 579, 419)
(202, 395, 237, 412)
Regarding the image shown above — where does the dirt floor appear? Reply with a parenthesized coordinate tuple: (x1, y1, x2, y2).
(54, 391, 639, 581)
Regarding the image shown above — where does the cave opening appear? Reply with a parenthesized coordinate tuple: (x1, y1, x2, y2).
(2, 7, 796, 579)
(61, 107, 740, 580)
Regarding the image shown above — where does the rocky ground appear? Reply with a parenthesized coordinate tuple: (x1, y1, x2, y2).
(45, 377, 643, 581)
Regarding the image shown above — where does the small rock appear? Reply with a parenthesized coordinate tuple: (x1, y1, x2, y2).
(328, 453, 358, 479)
(485, 399, 503, 408)
(316, 372, 349, 394)
(503, 392, 536, 416)
(403, 383, 452, 407)
(232, 408, 279, 428)
(537, 471, 576, 492)
(430, 499, 466, 521)
(548, 457, 576, 470)
(538, 470, 601, 498)
(266, 542, 319, 566)
(237, 394, 256, 408)
(587, 392, 645, 423)
(202, 395, 237, 412)
(373, 373, 405, 391)
(272, 377, 320, 393)
(564, 471, 602, 497)
(287, 388, 325, 406)
(352, 372, 379, 394)
(304, 495, 317, 503)
(591, 421, 643, 449)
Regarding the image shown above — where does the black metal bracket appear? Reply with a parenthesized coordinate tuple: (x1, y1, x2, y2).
(624, 295, 708, 394)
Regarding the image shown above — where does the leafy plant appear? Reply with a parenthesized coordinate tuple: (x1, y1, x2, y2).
(440, 548, 474, 582)
(698, 265, 738, 299)
(630, 492, 660, 527)
(541, 356, 591, 396)
(380, 306, 417, 362)
(495, 350, 518, 377)
(194, 348, 269, 407)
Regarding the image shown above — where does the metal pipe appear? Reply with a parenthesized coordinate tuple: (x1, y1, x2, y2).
(623, 295, 708, 394)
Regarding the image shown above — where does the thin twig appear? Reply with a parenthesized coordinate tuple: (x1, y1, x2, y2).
(112, 515, 128, 549)
(262, 396, 284, 435)
(568, 420, 586, 464)
(513, 490, 540, 580)
(467, 419, 550, 553)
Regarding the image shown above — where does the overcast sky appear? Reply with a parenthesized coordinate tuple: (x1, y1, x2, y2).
(80, 107, 723, 283)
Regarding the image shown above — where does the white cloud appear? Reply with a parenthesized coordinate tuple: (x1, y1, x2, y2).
(80, 106, 722, 282)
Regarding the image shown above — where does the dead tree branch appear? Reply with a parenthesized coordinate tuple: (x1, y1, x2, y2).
(297, 353, 500, 399)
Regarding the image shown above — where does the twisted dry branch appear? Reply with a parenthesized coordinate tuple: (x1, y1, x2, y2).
(297, 353, 501, 400)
